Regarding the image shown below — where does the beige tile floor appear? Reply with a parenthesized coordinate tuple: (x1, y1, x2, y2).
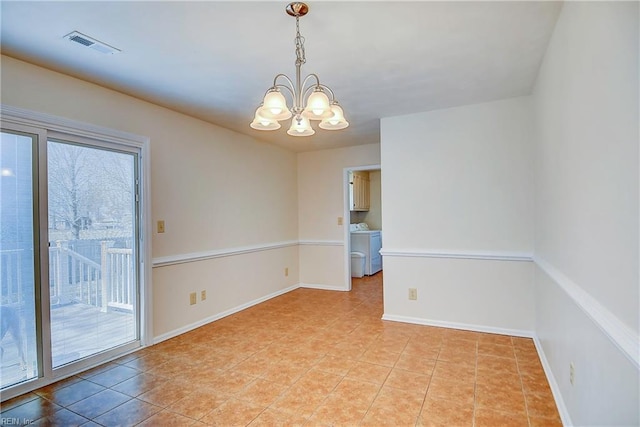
(1, 273, 562, 426)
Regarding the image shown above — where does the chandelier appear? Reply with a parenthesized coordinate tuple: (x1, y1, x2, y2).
(251, 2, 349, 136)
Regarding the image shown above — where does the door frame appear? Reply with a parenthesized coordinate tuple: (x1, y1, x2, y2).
(0, 105, 152, 400)
(342, 164, 381, 291)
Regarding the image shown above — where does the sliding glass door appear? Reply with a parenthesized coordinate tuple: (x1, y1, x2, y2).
(47, 139, 139, 369)
(0, 115, 145, 398)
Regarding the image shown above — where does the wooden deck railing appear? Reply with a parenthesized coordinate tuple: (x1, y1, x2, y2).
(1, 242, 134, 312)
(50, 241, 102, 307)
(100, 242, 135, 312)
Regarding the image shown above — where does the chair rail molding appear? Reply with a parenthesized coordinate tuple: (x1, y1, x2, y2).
(152, 240, 298, 267)
(379, 248, 533, 262)
(534, 256, 640, 370)
(298, 240, 344, 246)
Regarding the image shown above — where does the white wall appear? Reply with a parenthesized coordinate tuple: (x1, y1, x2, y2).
(532, 2, 639, 425)
(297, 144, 380, 288)
(380, 96, 535, 333)
(1, 55, 300, 339)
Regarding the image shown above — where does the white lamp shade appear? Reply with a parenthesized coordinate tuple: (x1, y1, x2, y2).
(260, 90, 292, 120)
(250, 107, 281, 130)
(303, 89, 332, 120)
(319, 103, 349, 130)
(287, 115, 315, 136)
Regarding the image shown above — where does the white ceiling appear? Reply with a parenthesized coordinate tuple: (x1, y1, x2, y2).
(0, 1, 562, 152)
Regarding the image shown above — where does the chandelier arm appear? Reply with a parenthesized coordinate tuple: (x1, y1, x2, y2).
(273, 83, 296, 101)
(317, 84, 336, 103)
(300, 82, 337, 105)
(272, 74, 295, 91)
(301, 84, 316, 101)
(301, 73, 321, 90)
(300, 74, 322, 107)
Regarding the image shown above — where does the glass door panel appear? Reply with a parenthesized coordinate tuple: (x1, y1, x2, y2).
(0, 131, 39, 389)
(47, 139, 138, 368)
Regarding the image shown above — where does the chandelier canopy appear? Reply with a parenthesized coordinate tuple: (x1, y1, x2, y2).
(251, 2, 349, 137)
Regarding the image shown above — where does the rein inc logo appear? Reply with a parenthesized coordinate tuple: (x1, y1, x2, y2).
(0, 418, 35, 425)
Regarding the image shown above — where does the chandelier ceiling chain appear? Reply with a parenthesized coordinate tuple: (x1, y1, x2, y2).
(294, 17, 306, 67)
(250, 2, 349, 137)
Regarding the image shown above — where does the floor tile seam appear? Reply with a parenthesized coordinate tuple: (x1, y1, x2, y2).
(473, 404, 531, 420)
(256, 362, 315, 390)
(162, 396, 215, 421)
(0, 393, 42, 414)
(235, 377, 294, 407)
(45, 385, 108, 408)
(85, 371, 142, 389)
(113, 356, 140, 367)
(527, 412, 562, 422)
(414, 363, 435, 422)
(195, 396, 268, 427)
(300, 380, 352, 424)
(356, 360, 395, 387)
(0, 398, 65, 425)
(74, 371, 109, 382)
(476, 351, 517, 360)
(24, 391, 67, 410)
(57, 395, 120, 423)
(32, 406, 93, 425)
(346, 386, 382, 427)
(161, 397, 218, 422)
(79, 396, 150, 425)
(29, 386, 69, 404)
(118, 400, 163, 427)
(513, 346, 534, 423)
(471, 344, 479, 427)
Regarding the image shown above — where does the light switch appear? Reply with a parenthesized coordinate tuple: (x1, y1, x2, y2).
(157, 220, 165, 233)
(337, 217, 343, 225)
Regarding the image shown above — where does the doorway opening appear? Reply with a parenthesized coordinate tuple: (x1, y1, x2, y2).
(343, 165, 382, 291)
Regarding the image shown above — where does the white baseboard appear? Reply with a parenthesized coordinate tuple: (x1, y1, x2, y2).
(153, 284, 299, 344)
(381, 313, 534, 338)
(299, 283, 348, 292)
(534, 336, 573, 427)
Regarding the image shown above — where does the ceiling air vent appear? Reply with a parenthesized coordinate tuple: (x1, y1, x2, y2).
(64, 31, 121, 54)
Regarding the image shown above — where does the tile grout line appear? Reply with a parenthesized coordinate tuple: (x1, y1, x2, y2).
(414, 341, 442, 427)
(513, 339, 533, 427)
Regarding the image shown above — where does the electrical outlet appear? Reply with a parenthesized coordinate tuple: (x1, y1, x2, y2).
(201, 290, 206, 301)
(569, 362, 575, 385)
(189, 292, 197, 305)
(337, 217, 343, 225)
(409, 288, 417, 300)
(157, 220, 165, 233)
(285, 267, 289, 277)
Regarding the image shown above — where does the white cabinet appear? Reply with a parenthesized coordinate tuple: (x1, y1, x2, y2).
(350, 231, 382, 275)
(349, 171, 370, 211)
